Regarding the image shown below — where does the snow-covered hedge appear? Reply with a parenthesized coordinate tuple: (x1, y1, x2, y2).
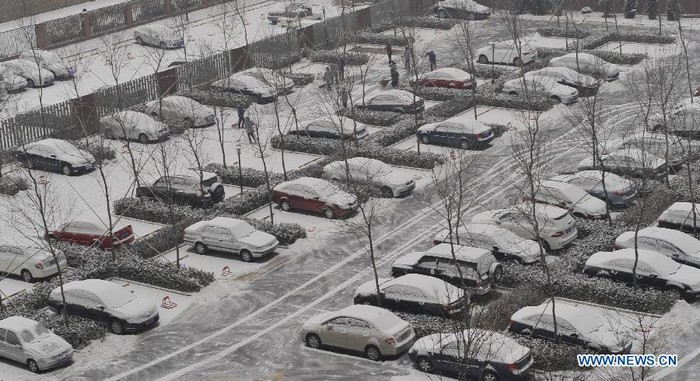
(579, 31, 675, 50)
(178, 88, 253, 109)
(75, 142, 116, 164)
(341, 108, 407, 126)
(308, 51, 369, 66)
(616, 179, 680, 228)
(355, 32, 411, 46)
(257, 52, 303, 70)
(286, 72, 316, 87)
(394, 16, 456, 30)
(537, 26, 593, 39)
(537, 46, 646, 65)
(0, 175, 29, 196)
(400, 84, 465, 101)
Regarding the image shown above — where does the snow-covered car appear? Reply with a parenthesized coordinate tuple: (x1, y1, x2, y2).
(471, 203, 577, 251)
(239, 67, 295, 94)
(144, 96, 215, 128)
(322, 157, 415, 197)
(184, 217, 279, 261)
(18, 49, 75, 79)
(549, 53, 619, 81)
(288, 118, 369, 140)
(524, 66, 598, 91)
(100, 110, 170, 143)
(411, 67, 475, 89)
(615, 227, 700, 269)
(658, 202, 700, 234)
(650, 100, 700, 139)
(525, 180, 608, 219)
(353, 274, 467, 317)
(409, 329, 533, 380)
(431, 0, 491, 20)
(551, 170, 637, 208)
(0, 59, 54, 87)
(502, 76, 579, 104)
(48, 279, 160, 334)
(0, 71, 28, 92)
(0, 316, 73, 373)
(136, 170, 225, 207)
(618, 132, 686, 169)
(391, 243, 503, 296)
(577, 148, 667, 178)
(0, 244, 67, 282)
(48, 220, 135, 250)
(300, 305, 415, 361)
(267, 3, 314, 24)
(356, 90, 424, 113)
(134, 24, 183, 49)
(210, 73, 277, 102)
(476, 41, 535, 66)
(433, 223, 541, 264)
(271, 177, 358, 219)
(15, 138, 95, 176)
(417, 118, 494, 149)
(584, 249, 700, 300)
(509, 300, 633, 353)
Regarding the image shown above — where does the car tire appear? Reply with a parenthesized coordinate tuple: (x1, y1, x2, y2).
(415, 356, 434, 373)
(481, 370, 500, 381)
(550, 96, 562, 103)
(513, 57, 523, 66)
(159, 41, 167, 49)
(27, 79, 35, 88)
(466, 12, 476, 20)
(138, 133, 149, 144)
(194, 242, 207, 255)
(61, 163, 72, 176)
(136, 37, 143, 45)
(324, 208, 335, 219)
(183, 117, 194, 129)
(478, 55, 488, 64)
(509, 91, 518, 96)
(240, 249, 253, 262)
(21, 269, 34, 283)
(490, 263, 503, 283)
(306, 333, 322, 349)
(110, 319, 125, 335)
(460, 139, 473, 150)
(365, 345, 382, 361)
(150, 112, 159, 119)
(280, 200, 291, 211)
(420, 135, 430, 144)
(381, 186, 394, 198)
(27, 359, 40, 373)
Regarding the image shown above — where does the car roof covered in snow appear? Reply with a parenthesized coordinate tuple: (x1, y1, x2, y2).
(355, 274, 462, 302)
(513, 301, 611, 335)
(23, 138, 79, 153)
(0, 316, 40, 331)
(332, 304, 404, 326)
(514, 203, 569, 219)
(414, 329, 529, 363)
(617, 227, 700, 255)
(372, 89, 420, 102)
(586, 248, 681, 273)
(425, 67, 471, 79)
(278, 176, 333, 190)
(56, 279, 121, 295)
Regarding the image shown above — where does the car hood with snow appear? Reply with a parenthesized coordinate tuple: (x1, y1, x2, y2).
(237, 230, 278, 248)
(23, 334, 72, 357)
(327, 192, 357, 206)
(113, 297, 159, 323)
(437, 0, 490, 13)
(411, 329, 530, 363)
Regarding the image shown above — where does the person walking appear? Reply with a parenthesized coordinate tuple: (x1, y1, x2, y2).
(236, 106, 245, 129)
(340, 86, 348, 108)
(244, 116, 256, 143)
(426, 50, 437, 71)
(323, 66, 333, 90)
(330, 63, 339, 86)
(338, 57, 346, 79)
(385, 42, 392, 62)
(403, 46, 411, 71)
(390, 66, 399, 88)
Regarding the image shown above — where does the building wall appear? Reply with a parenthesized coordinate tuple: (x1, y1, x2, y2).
(0, 0, 89, 24)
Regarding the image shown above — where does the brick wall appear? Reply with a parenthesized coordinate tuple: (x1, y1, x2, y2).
(0, 0, 89, 24)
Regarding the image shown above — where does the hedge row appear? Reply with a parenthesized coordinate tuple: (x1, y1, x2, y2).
(178, 88, 253, 109)
(308, 50, 369, 66)
(257, 52, 303, 70)
(537, 26, 593, 39)
(537, 46, 647, 65)
(578, 31, 675, 50)
(75, 142, 117, 164)
(0, 175, 29, 196)
(394, 16, 457, 30)
(355, 32, 411, 47)
(341, 108, 409, 126)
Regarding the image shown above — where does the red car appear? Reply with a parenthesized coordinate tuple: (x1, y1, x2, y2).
(48, 220, 135, 250)
(694, 86, 700, 96)
(412, 68, 475, 89)
(271, 177, 358, 219)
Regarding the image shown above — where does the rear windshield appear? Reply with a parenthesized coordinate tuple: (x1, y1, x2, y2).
(200, 175, 218, 187)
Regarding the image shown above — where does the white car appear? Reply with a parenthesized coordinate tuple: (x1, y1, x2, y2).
(659, 202, 700, 234)
(549, 52, 619, 81)
(100, 110, 170, 143)
(0, 244, 67, 282)
(527, 180, 608, 219)
(134, 24, 183, 49)
(615, 227, 700, 269)
(0, 316, 73, 373)
(184, 217, 279, 261)
(0, 71, 28, 92)
(322, 157, 415, 197)
(289, 118, 369, 140)
(649, 98, 700, 137)
(524, 66, 598, 91)
(577, 148, 667, 178)
(417, 117, 495, 149)
(432, 0, 491, 19)
(509, 300, 633, 353)
(551, 170, 637, 208)
(48, 279, 159, 334)
(411, 67, 476, 89)
(502, 76, 579, 104)
(476, 41, 535, 66)
(239, 67, 295, 94)
(210, 73, 277, 102)
(0, 59, 54, 87)
(356, 90, 425, 113)
(433, 223, 541, 263)
(18, 49, 75, 79)
(618, 132, 686, 168)
(144, 96, 215, 128)
(16, 138, 95, 176)
(300, 305, 415, 361)
(471, 203, 577, 250)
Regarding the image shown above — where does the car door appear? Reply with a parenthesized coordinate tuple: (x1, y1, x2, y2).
(344, 318, 374, 351)
(63, 289, 89, 317)
(380, 285, 402, 311)
(413, 256, 441, 277)
(321, 317, 350, 348)
(0, 328, 10, 361)
(607, 258, 635, 283)
(84, 292, 111, 323)
(501, 212, 534, 240)
(556, 318, 585, 346)
(432, 341, 464, 375)
(432, 124, 450, 145)
(637, 260, 667, 289)
(532, 314, 557, 340)
(3, 330, 26, 362)
(222, 226, 242, 254)
(200, 226, 224, 252)
(301, 185, 324, 213)
(3, 246, 25, 275)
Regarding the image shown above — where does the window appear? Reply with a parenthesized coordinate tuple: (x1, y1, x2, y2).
(6, 331, 20, 346)
(607, 258, 633, 270)
(416, 256, 440, 271)
(635, 261, 654, 274)
(384, 285, 425, 300)
(0, 328, 6, 341)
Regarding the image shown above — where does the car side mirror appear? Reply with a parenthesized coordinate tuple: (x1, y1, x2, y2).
(569, 333, 579, 338)
(326, 324, 333, 330)
(649, 273, 658, 278)
(492, 245, 499, 252)
(313, 196, 319, 200)
(98, 305, 105, 310)
(50, 154, 56, 158)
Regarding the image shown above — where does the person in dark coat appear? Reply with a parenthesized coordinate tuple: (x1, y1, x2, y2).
(340, 86, 348, 108)
(390, 67, 399, 88)
(403, 46, 411, 71)
(323, 66, 333, 90)
(338, 57, 346, 79)
(236, 106, 245, 129)
(244, 116, 256, 143)
(426, 50, 437, 71)
(385, 42, 392, 62)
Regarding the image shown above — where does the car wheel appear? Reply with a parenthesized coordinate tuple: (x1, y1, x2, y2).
(138, 133, 149, 144)
(460, 139, 473, 150)
(365, 345, 382, 361)
(490, 263, 503, 283)
(481, 370, 500, 381)
(136, 37, 143, 45)
(420, 134, 430, 144)
(159, 41, 167, 49)
(150, 112, 159, 119)
(478, 55, 488, 64)
(21, 269, 34, 283)
(27, 79, 35, 88)
(27, 359, 40, 373)
(183, 117, 194, 129)
(240, 249, 253, 262)
(550, 96, 562, 103)
(194, 242, 207, 254)
(110, 319, 125, 334)
(280, 200, 291, 211)
(542, 241, 551, 252)
(324, 208, 335, 219)
(381, 186, 394, 198)
(306, 333, 322, 349)
(415, 356, 434, 373)
(61, 163, 72, 176)
(437, 9, 448, 18)
(513, 57, 523, 66)
(509, 91, 518, 96)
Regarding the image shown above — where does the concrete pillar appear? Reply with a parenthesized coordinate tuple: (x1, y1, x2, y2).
(35, 23, 47, 49)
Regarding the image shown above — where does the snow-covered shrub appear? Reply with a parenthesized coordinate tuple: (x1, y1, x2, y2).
(394, 16, 456, 30)
(308, 51, 369, 66)
(394, 312, 459, 338)
(400, 84, 465, 101)
(129, 221, 194, 259)
(556, 219, 628, 272)
(616, 180, 678, 228)
(355, 32, 411, 46)
(341, 109, 405, 126)
(246, 219, 307, 245)
(0, 175, 29, 196)
(41, 315, 106, 350)
(509, 334, 595, 371)
(257, 52, 302, 70)
(537, 26, 592, 39)
(579, 31, 675, 50)
(178, 88, 253, 109)
(286, 72, 315, 87)
(588, 50, 646, 65)
(74, 142, 116, 164)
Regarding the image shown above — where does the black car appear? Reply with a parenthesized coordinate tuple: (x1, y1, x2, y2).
(355, 90, 424, 113)
(287, 119, 369, 140)
(409, 329, 533, 380)
(16, 138, 95, 176)
(431, 0, 491, 20)
(267, 3, 313, 24)
(136, 170, 224, 207)
(416, 119, 495, 149)
(353, 274, 468, 317)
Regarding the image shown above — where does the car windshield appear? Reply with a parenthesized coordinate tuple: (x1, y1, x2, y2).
(19, 323, 51, 343)
(231, 221, 255, 238)
(317, 182, 341, 198)
(102, 287, 137, 308)
(656, 258, 682, 276)
(372, 312, 404, 332)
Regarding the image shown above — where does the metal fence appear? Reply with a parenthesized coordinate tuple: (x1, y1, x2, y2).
(131, 0, 167, 23)
(95, 75, 160, 117)
(44, 15, 83, 47)
(0, 26, 34, 59)
(172, 0, 203, 13)
(92, 3, 129, 35)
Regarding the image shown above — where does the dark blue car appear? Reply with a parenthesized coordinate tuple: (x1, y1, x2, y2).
(417, 119, 495, 149)
(552, 170, 637, 208)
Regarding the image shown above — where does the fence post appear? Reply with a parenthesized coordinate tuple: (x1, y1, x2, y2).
(164, 0, 174, 16)
(35, 24, 47, 49)
(81, 12, 93, 38)
(125, 4, 134, 27)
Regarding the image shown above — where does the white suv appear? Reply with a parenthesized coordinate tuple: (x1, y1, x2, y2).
(476, 41, 535, 66)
